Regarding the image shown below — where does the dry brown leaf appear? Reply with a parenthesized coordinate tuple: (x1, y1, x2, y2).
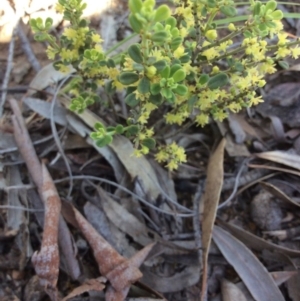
(31, 163, 61, 301)
(213, 226, 285, 301)
(62, 277, 106, 301)
(61, 201, 155, 301)
(200, 138, 226, 301)
(256, 151, 300, 170)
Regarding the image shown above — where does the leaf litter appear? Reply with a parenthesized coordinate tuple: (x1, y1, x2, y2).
(2, 1, 300, 301)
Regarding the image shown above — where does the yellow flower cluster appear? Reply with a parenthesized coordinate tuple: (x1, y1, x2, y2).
(155, 142, 187, 171)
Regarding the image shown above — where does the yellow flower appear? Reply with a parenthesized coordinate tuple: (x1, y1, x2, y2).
(205, 30, 218, 41)
(63, 28, 77, 40)
(228, 23, 236, 31)
(91, 33, 102, 43)
(46, 46, 57, 60)
(291, 46, 300, 59)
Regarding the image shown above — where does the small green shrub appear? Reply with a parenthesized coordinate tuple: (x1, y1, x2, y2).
(30, 0, 300, 170)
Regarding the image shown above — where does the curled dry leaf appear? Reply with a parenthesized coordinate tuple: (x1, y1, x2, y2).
(61, 201, 155, 301)
(31, 164, 61, 301)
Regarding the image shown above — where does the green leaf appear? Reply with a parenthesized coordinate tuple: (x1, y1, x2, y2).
(207, 0, 216, 8)
(199, 74, 209, 85)
(141, 138, 156, 149)
(129, 14, 143, 33)
(45, 17, 53, 30)
(153, 60, 167, 72)
(265, 0, 277, 12)
(128, 0, 143, 14)
(220, 6, 237, 17)
(94, 122, 105, 131)
(172, 69, 186, 83)
(106, 126, 115, 133)
(253, 2, 261, 16)
(118, 72, 139, 85)
(154, 5, 171, 22)
(115, 124, 124, 134)
(166, 16, 176, 28)
(207, 73, 229, 90)
(79, 19, 88, 27)
(149, 93, 163, 105)
(278, 60, 289, 69)
(126, 125, 139, 136)
(271, 10, 283, 20)
(151, 31, 168, 43)
(128, 44, 143, 64)
(107, 59, 116, 68)
(150, 83, 161, 95)
(161, 87, 173, 99)
(173, 84, 188, 96)
(138, 77, 150, 94)
(160, 65, 170, 79)
(180, 54, 190, 64)
(170, 64, 182, 76)
(125, 93, 140, 107)
(95, 135, 113, 147)
(170, 36, 183, 51)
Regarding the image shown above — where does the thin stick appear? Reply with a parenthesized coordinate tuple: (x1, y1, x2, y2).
(17, 22, 41, 72)
(0, 26, 17, 117)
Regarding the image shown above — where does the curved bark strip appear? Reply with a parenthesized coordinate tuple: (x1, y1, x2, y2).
(31, 164, 61, 301)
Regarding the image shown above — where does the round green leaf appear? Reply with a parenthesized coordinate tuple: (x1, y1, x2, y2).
(220, 6, 237, 17)
(166, 16, 177, 28)
(95, 135, 113, 147)
(207, 73, 229, 90)
(154, 5, 171, 22)
(173, 84, 188, 96)
(129, 14, 143, 33)
(265, 0, 277, 12)
(126, 125, 139, 136)
(199, 74, 209, 85)
(170, 64, 182, 76)
(118, 72, 139, 85)
(150, 83, 161, 95)
(160, 65, 170, 79)
(149, 93, 163, 105)
(170, 36, 183, 51)
(128, 44, 143, 64)
(271, 10, 283, 20)
(151, 31, 168, 43)
(115, 124, 124, 134)
(141, 138, 156, 149)
(129, 0, 143, 14)
(180, 54, 190, 64)
(172, 69, 186, 83)
(153, 60, 167, 72)
(125, 92, 140, 107)
(94, 122, 105, 131)
(138, 77, 150, 94)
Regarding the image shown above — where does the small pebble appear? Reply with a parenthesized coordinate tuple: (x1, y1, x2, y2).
(250, 190, 283, 231)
